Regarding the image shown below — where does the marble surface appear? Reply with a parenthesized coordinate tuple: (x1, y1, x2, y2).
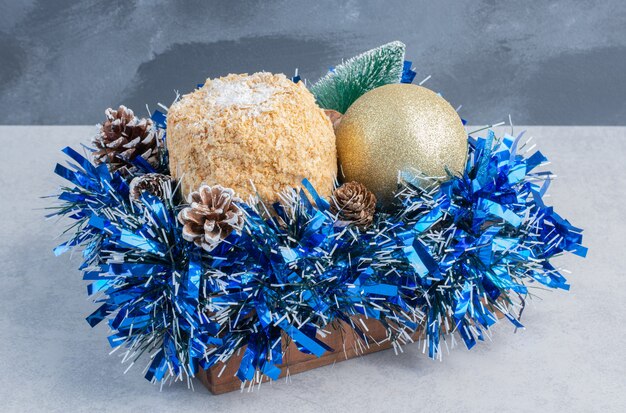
(0, 126, 624, 412)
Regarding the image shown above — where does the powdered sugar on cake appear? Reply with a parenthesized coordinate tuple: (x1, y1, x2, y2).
(205, 73, 279, 117)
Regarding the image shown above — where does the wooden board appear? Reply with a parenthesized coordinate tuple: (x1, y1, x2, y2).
(197, 303, 507, 394)
(197, 317, 414, 394)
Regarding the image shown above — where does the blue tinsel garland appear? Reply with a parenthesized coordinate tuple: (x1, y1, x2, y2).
(50, 119, 585, 386)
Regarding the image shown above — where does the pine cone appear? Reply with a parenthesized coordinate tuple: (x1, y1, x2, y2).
(92, 105, 164, 174)
(128, 173, 172, 204)
(178, 185, 244, 251)
(330, 182, 377, 229)
(324, 109, 343, 129)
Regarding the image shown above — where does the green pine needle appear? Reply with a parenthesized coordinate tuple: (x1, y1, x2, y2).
(310, 41, 406, 113)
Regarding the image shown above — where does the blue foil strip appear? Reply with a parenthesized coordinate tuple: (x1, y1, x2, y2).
(401, 60, 417, 84)
(151, 110, 167, 129)
(278, 320, 331, 358)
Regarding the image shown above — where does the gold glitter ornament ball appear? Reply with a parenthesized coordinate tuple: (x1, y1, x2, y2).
(335, 83, 468, 205)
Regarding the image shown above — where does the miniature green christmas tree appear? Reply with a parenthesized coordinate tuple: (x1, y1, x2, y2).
(310, 41, 406, 114)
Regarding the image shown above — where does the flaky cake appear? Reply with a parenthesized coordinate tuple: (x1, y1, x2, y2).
(166, 72, 337, 203)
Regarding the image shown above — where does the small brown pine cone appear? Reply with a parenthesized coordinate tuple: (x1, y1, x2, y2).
(330, 181, 377, 229)
(92, 105, 164, 174)
(128, 173, 172, 204)
(178, 185, 244, 252)
(324, 109, 343, 129)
